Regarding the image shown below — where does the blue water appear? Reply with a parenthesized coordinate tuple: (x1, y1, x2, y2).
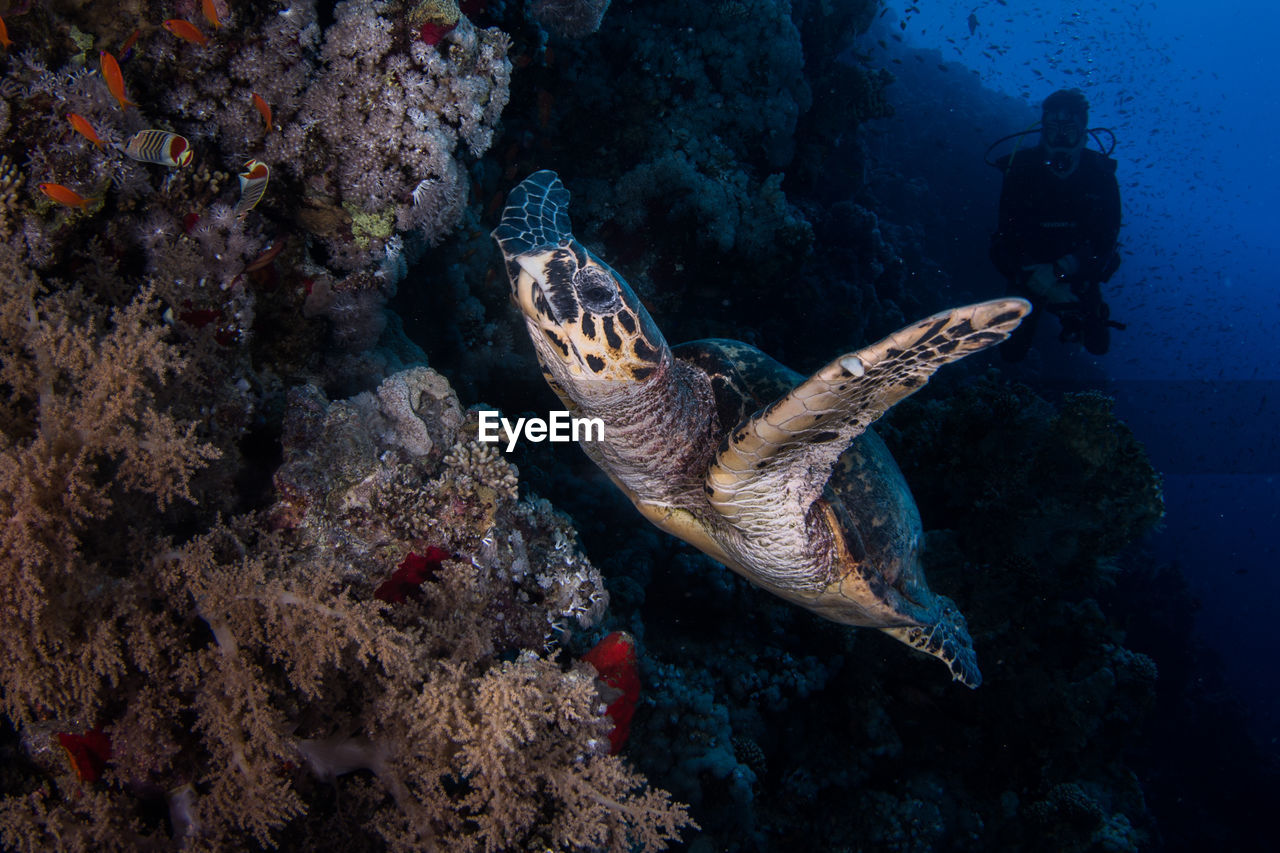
(875, 0, 1280, 742)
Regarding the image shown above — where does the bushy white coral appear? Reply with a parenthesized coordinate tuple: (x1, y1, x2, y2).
(294, 1, 511, 268)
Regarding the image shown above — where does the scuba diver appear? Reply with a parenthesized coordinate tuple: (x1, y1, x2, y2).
(987, 88, 1126, 361)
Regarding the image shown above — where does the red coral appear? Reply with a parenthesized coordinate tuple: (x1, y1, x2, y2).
(55, 729, 112, 783)
(581, 631, 640, 753)
(375, 546, 451, 603)
(418, 21, 456, 46)
(178, 307, 222, 328)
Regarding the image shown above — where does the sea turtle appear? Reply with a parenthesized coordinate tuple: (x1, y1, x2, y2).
(492, 171, 1030, 687)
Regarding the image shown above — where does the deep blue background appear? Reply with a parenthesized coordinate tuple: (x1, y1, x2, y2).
(869, 0, 1279, 740)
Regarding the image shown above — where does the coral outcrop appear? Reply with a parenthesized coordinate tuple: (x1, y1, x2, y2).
(0, 2, 690, 848)
(292, 0, 511, 270)
(0, 317, 694, 848)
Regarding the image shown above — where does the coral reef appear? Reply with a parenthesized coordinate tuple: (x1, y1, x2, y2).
(0, 317, 694, 848)
(0, 2, 691, 848)
(879, 376, 1166, 592)
(3, 0, 511, 396)
(1, 0, 1260, 848)
(538, 0, 815, 293)
(292, 0, 511, 270)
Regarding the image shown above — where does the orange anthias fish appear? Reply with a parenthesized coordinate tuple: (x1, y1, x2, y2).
(243, 236, 287, 273)
(38, 182, 96, 209)
(202, 0, 222, 29)
(162, 19, 207, 46)
(99, 51, 135, 110)
(67, 113, 105, 149)
(0, 15, 12, 50)
(251, 92, 272, 131)
(119, 28, 141, 60)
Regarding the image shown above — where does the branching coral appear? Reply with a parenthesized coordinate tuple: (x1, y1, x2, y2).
(0, 235, 220, 724)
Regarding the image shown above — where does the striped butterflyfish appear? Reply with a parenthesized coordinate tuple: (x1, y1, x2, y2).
(234, 159, 269, 218)
(122, 130, 192, 167)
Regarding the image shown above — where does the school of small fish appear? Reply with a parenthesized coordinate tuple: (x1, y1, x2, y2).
(17, 3, 272, 221)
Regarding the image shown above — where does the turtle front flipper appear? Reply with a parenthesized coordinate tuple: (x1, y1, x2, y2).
(702, 299, 1027, 687)
(705, 298, 1030, 522)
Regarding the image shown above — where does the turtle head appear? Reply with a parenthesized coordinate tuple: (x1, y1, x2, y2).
(507, 241, 668, 387)
(493, 171, 669, 391)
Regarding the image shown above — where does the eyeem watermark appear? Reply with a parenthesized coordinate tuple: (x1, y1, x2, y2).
(478, 410, 605, 452)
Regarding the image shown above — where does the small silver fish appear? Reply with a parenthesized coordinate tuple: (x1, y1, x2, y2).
(121, 129, 192, 167)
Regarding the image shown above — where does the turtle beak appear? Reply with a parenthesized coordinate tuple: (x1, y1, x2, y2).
(512, 256, 546, 318)
(511, 253, 567, 330)
(514, 247, 593, 332)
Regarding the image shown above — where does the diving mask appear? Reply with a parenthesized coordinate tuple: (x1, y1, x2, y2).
(1041, 111, 1085, 176)
(1042, 117, 1084, 149)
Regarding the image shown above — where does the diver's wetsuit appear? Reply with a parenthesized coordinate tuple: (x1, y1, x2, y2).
(989, 146, 1121, 360)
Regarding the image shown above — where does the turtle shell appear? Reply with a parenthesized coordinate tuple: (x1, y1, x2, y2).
(673, 338, 924, 591)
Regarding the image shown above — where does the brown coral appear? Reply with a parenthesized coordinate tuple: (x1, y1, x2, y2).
(0, 233, 220, 725)
(0, 225, 687, 848)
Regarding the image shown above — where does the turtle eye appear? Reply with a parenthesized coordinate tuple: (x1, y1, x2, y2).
(574, 266, 622, 314)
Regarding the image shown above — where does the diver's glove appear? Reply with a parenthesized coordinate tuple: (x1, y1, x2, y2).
(1021, 263, 1077, 305)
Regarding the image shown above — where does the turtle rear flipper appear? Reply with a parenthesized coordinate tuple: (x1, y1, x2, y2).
(882, 602, 983, 688)
(705, 298, 1030, 523)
